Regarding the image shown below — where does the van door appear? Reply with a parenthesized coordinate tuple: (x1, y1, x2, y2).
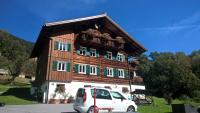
(110, 91, 127, 112)
(91, 89, 112, 112)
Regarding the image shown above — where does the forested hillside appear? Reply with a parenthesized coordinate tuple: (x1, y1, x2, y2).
(137, 51, 200, 104)
(0, 30, 36, 80)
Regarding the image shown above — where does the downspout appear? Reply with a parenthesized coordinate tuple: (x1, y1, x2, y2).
(46, 37, 53, 104)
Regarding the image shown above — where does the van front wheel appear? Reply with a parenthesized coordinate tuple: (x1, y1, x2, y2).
(87, 106, 98, 113)
(127, 106, 135, 112)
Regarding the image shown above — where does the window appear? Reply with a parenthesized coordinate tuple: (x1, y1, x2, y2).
(107, 68, 113, 77)
(58, 42, 68, 51)
(54, 41, 71, 52)
(80, 47, 87, 55)
(91, 89, 112, 100)
(117, 53, 125, 62)
(90, 48, 96, 57)
(52, 61, 70, 72)
(90, 65, 97, 75)
(78, 64, 86, 74)
(118, 69, 124, 78)
(57, 61, 66, 71)
(110, 91, 126, 100)
(56, 84, 65, 93)
(107, 51, 112, 60)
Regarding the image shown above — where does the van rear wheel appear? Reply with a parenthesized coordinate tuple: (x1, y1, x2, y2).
(127, 106, 135, 112)
(87, 106, 98, 113)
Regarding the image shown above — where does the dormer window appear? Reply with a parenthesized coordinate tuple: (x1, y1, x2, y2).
(80, 47, 87, 55)
(107, 51, 112, 60)
(117, 53, 125, 62)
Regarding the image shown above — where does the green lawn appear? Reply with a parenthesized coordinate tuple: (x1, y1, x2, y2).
(0, 95, 37, 105)
(138, 97, 183, 113)
(0, 84, 37, 105)
(0, 84, 10, 92)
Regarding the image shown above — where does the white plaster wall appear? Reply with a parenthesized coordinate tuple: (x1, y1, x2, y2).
(46, 81, 145, 101)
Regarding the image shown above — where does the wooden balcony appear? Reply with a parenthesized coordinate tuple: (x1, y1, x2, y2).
(77, 34, 124, 50)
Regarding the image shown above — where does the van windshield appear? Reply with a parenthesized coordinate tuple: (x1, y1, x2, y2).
(110, 91, 126, 100)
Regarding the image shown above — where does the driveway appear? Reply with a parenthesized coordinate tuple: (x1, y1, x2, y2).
(0, 104, 76, 113)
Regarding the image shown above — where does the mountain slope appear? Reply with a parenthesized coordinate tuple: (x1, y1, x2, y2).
(0, 30, 34, 70)
(0, 30, 34, 61)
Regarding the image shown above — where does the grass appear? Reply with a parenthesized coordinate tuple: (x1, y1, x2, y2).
(0, 95, 37, 105)
(0, 84, 10, 92)
(0, 80, 37, 105)
(138, 97, 183, 113)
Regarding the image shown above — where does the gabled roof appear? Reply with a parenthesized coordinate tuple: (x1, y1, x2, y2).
(30, 13, 146, 58)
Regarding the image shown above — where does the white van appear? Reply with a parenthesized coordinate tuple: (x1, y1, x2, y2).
(73, 87, 137, 113)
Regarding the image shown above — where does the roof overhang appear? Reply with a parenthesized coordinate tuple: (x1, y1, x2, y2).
(30, 13, 147, 58)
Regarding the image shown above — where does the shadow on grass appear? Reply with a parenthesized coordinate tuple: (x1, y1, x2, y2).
(1, 87, 35, 101)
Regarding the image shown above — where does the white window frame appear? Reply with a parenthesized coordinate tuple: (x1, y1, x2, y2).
(118, 69, 124, 78)
(78, 64, 87, 74)
(107, 51, 112, 60)
(117, 53, 125, 62)
(58, 42, 67, 51)
(90, 65, 97, 75)
(57, 61, 66, 71)
(107, 67, 113, 77)
(80, 46, 87, 56)
(90, 48, 96, 57)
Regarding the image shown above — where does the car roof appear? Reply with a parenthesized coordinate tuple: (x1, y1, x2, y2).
(81, 86, 112, 91)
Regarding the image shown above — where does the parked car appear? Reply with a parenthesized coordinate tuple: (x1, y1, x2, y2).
(73, 87, 137, 113)
(131, 89, 152, 105)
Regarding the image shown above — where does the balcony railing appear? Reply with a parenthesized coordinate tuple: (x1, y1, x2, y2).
(76, 28, 125, 50)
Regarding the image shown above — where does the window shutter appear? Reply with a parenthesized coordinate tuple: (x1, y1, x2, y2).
(113, 68, 118, 78)
(122, 55, 126, 62)
(97, 67, 100, 76)
(125, 70, 129, 79)
(96, 50, 99, 57)
(54, 41, 59, 50)
(104, 68, 107, 77)
(76, 45, 80, 54)
(52, 61, 58, 71)
(86, 47, 90, 56)
(66, 62, 70, 72)
(112, 53, 117, 60)
(86, 65, 90, 75)
(104, 53, 107, 59)
(75, 64, 79, 73)
(67, 43, 71, 52)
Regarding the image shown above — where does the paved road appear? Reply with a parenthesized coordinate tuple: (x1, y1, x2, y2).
(0, 104, 76, 113)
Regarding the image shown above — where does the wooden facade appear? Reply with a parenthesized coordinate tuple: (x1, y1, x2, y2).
(31, 14, 146, 87)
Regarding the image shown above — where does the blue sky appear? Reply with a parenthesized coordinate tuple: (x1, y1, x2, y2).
(0, 0, 200, 54)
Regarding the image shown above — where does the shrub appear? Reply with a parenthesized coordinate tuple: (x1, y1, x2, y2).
(179, 94, 190, 101)
(68, 95, 74, 103)
(163, 93, 173, 105)
(191, 90, 200, 103)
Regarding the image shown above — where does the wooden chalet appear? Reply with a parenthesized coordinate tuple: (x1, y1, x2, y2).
(30, 14, 146, 103)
